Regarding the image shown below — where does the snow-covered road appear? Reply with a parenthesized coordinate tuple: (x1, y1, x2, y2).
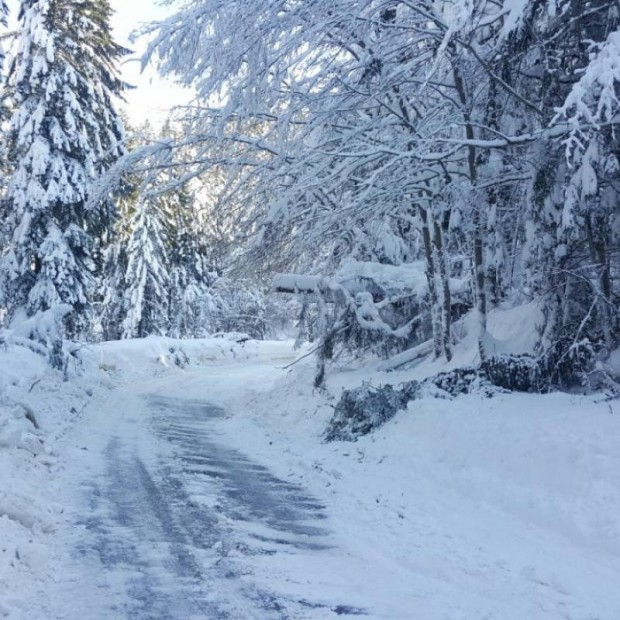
(52, 386, 364, 619)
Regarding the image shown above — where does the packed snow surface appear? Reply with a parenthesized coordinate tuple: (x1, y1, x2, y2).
(1, 334, 620, 619)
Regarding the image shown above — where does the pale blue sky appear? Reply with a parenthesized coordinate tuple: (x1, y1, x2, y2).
(5, 0, 190, 127)
(110, 0, 192, 128)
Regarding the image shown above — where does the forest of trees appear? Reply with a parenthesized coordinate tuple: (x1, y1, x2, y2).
(0, 0, 275, 362)
(0, 0, 619, 390)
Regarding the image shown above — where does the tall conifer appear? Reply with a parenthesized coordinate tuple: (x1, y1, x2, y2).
(0, 0, 127, 337)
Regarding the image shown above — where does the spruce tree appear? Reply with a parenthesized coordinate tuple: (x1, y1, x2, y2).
(121, 195, 170, 339)
(0, 0, 127, 338)
(112, 180, 217, 340)
(103, 118, 218, 340)
(99, 180, 135, 340)
(165, 183, 216, 338)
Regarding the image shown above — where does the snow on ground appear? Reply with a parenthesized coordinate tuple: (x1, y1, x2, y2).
(0, 340, 91, 618)
(160, 349, 620, 619)
(1, 332, 620, 619)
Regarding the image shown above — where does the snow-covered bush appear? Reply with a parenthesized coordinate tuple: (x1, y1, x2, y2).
(481, 340, 596, 393)
(8, 306, 73, 370)
(481, 355, 544, 393)
(544, 339, 597, 389)
(425, 367, 497, 398)
(325, 369, 500, 442)
(324, 384, 408, 442)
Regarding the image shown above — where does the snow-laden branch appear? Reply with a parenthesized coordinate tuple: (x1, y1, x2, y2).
(434, 118, 620, 149)
(552, 30, 620, 158)
(87, 142, 174, 210)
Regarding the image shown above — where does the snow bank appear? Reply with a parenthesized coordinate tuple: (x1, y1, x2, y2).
(380, 301, 545, 376)
(84, 334, 263, 384)
(0, 340, 90, 618)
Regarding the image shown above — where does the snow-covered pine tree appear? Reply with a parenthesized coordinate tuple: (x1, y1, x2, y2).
(0, 0, 127, 340)
(97, 118, 144, 341)
(101, 117, 217, 340)
(510, 0, 620, 380)
(98, 174, 137, 340)
(165, 182, 216, 338)
(120, 194, 170, 339)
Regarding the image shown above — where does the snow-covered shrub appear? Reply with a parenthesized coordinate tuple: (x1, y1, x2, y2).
(324, 384, 408, 442)
(481, 355, 544, 393)
(325, 368, 501, 442)
(326, 341, 600, 443)
(9, 306, 73, 370)
(424, 367, 498, 398)
(482, 340, 596, 393)
(543, 339, 596, 389)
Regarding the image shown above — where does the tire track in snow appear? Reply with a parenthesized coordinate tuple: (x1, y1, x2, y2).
(77, 394, 363, 618)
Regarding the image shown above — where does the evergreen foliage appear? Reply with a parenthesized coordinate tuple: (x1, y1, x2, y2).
(0, 0, 127, 340)
(120, 193, 170, 338)
(165, 182, 216, 338)
(100, 129, 219, 340)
